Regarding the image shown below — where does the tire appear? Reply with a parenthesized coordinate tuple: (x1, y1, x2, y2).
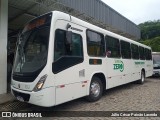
(86, 76, 103, 102)
(137, 71, 145, 84)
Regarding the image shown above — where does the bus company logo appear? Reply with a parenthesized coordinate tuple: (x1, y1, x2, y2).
(113, 60, 124, 72)
(135, 62, 145, 65)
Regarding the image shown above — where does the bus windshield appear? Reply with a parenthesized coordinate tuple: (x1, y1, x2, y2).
(153, 54, 160, 65)
(13, 13, 52, 75)
(13, 26, 50, 74)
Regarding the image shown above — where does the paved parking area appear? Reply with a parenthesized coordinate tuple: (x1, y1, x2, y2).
(0, 77, 160, 120)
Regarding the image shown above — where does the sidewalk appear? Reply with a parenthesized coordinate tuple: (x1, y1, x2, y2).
(0, 93, 15, 105)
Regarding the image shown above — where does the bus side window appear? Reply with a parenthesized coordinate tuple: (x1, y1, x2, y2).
(149, 50, 152, 60)
(87, 30, 105, 57)
(105, 35, 120, 58)
(131, 44, 139, 59)
(145, 48, 152, 60)
(54, 29, 83, 61)
(120, 41, 131, 59)
(53, 29, 83, 73)
(139, 46, 145, 60)
(71, 34, 83, 56)
(54, 29, 65, 61)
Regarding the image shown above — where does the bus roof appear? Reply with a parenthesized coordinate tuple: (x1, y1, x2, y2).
(152, 52, 160, 55)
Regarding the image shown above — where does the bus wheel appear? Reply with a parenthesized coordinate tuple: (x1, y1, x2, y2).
(86, 76, 103, 102)
(137, 71, 145, 84)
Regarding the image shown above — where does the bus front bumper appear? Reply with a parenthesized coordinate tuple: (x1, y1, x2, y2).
(153, 69, 160, 76)
(11, 86, 56, 107)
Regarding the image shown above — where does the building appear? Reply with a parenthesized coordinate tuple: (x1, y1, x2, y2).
(0, 0, 141, 95)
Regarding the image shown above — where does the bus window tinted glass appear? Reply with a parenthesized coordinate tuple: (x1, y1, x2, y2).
(87, 30, 105, 57)
(120, 41, 131, 59)
(105, 36, 120, 58)
(149, 50, 152, 60)
(54, 29, 83, 61)
(139, 46, 145, 60)
(145, 49, 152, 60)
(131, 44, 139, 59)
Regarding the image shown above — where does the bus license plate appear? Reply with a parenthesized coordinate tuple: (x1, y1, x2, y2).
(17, 96, 24, 102)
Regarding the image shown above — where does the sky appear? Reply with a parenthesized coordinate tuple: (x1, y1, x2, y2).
(101, 0, 160, 25)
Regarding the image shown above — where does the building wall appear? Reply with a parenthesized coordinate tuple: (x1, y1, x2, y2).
(0, 0, 8, 94)
(58, 0, 140, 40)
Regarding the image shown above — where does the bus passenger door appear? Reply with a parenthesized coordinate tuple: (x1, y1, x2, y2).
(52, 20, 87, 105)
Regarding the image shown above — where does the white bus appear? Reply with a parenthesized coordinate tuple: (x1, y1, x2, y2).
(152, 52, 160, 76)
(11, 11, 153, 107)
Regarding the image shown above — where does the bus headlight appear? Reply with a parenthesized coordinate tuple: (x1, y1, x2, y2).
(33, 74, 47, 92)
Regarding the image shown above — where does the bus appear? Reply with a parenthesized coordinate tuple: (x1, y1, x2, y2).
(11, 11, 153, 107)
(152, 52, 160, 76)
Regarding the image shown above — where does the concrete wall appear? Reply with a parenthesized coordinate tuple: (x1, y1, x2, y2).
(0, 0, 8, 94)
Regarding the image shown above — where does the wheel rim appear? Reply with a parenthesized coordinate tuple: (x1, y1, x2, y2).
(90, 81, 100, 97)
(141, 72, 144, 82)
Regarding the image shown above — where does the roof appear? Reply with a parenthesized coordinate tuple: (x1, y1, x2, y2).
(8, 0, 140, 40)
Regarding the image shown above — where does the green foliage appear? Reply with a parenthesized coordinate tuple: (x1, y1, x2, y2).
(139, 20, 160, 52)
(139, 36, 160, 52)
(139, 20, 160, 40)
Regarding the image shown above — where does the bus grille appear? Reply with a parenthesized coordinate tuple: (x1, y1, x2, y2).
(12, 90, 30, 102)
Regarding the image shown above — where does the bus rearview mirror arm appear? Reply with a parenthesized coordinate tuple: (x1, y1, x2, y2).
(66, 23, 72, 45)
(66, 31, 72, 44)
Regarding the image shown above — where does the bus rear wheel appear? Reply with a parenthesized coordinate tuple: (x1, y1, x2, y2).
(86, 76, 103, 102)
(137, 71, 145, 84)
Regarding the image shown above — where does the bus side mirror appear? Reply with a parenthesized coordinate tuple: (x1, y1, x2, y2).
(66, 31, 72, 44)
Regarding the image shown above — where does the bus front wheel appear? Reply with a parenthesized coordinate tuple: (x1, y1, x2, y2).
(86, 76, 103, 102)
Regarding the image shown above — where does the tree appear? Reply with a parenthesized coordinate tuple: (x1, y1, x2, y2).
(139, 20, 160, 40)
